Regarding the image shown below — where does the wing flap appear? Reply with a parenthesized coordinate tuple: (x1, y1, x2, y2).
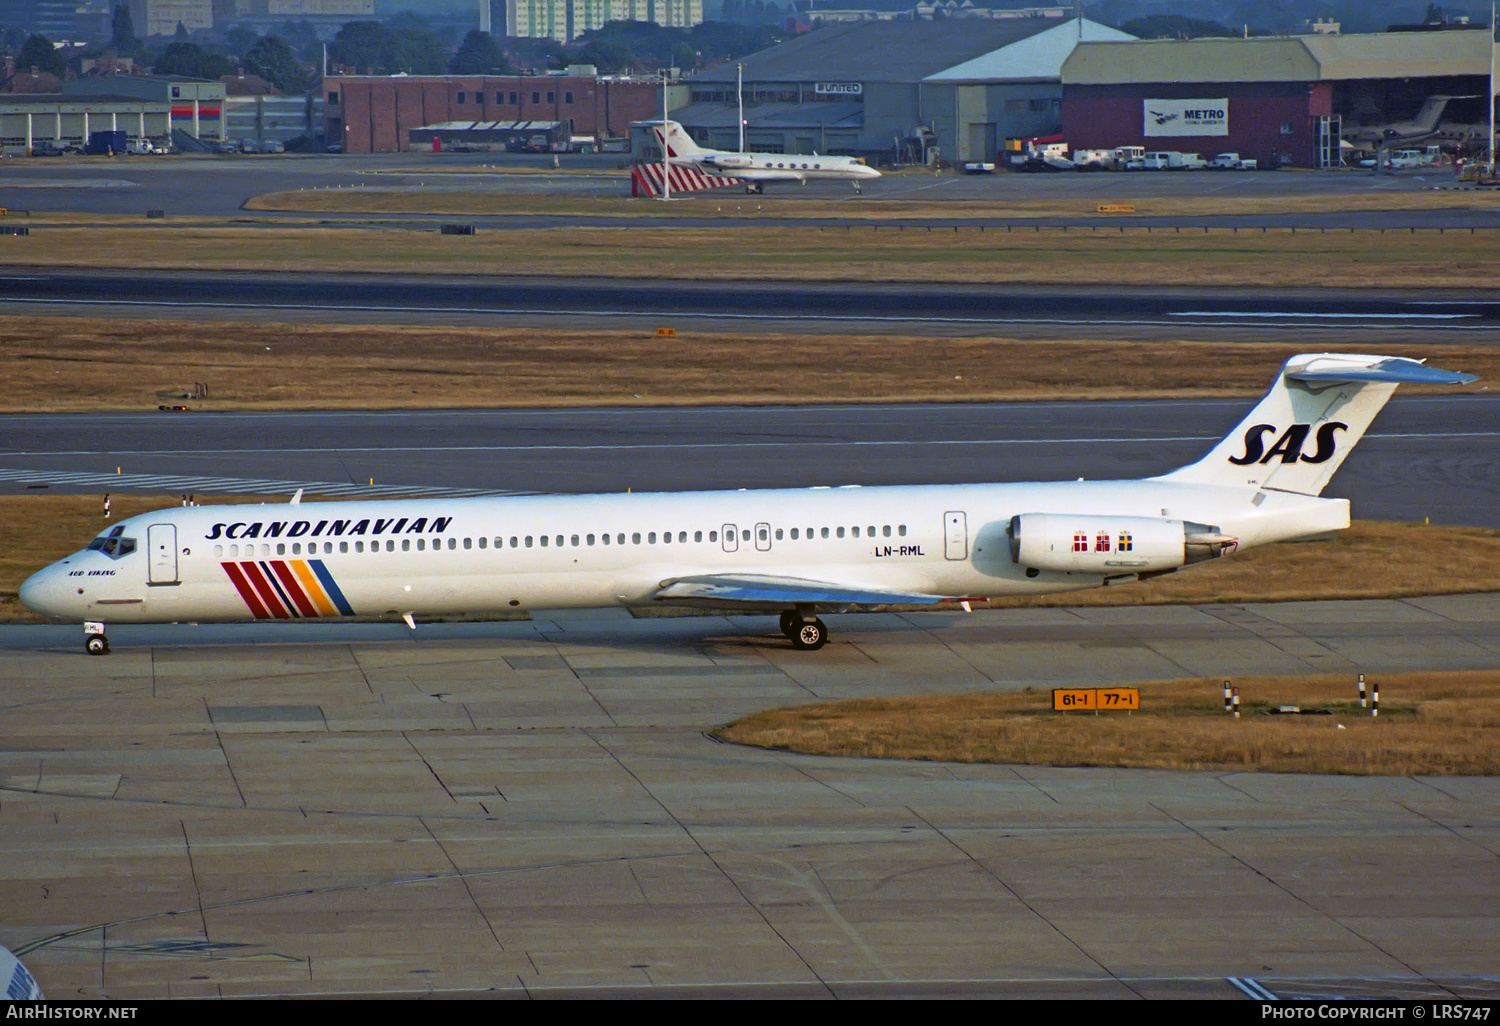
(651, 573, 949, 610)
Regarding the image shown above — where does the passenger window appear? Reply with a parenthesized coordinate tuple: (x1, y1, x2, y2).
(403, 539, 411, 551)
(509, 537, 518, 548)
(648, 532, 657, 544)
(617, 534, 625, 545)
(709, 530, 718, 542)
(525, 536, 533, 547)
(899, 525, 907, 536)
(821, 527, 830, 539)
(602, 533, 611, 545)
(883, 525, 892, 537)
(478, 537, 485, 549)
(852, 527, 860, 538)
(632, 533, 641, 544)
(277, 543, 286, 555)
(694, 531, 702, 542)
(354, 541, 363, 553)
(587, 534, 595, 545)
(214, 544, 223, 557)
(540, 536, 548, 547)
(775, 529, 783, 540)
(678, 532, 687, 543)
(790, 528, 799, 539)
(742, 529, 750, 541)
(416, 539, 424, 551)
(571, 535, 580, 546)
(837, 527, 845, 538)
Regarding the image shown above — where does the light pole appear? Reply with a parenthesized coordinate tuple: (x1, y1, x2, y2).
(1490, 0, 1497, 173)
(659, 68, 670, 201)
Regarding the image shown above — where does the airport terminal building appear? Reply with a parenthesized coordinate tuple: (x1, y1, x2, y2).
(670, 15, 1132, 164)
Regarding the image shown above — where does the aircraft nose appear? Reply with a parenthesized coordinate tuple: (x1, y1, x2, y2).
(19, 563, 73, 619)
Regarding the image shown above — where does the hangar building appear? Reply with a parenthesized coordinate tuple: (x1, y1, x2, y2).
(324, 73, 661, 153)
(1061, 30, 1494, 168)
(669, 15, 1133, 164)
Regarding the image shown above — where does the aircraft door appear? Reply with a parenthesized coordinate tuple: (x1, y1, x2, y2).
(755, 522, 772, 551)
(148, 524, 179, 584)
(944, 511, 968, 561)
(722, 524, 739, 553)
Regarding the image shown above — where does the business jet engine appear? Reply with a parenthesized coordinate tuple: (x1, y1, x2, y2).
(1008, 513, 1237, 574)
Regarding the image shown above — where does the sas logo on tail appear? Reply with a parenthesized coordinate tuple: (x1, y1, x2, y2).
(1229, 422, 1348, 466)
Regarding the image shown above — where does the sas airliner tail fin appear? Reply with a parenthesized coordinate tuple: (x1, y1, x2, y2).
(1156, 353, 1475, 496)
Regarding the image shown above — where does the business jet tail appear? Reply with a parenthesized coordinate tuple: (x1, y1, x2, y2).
(651, 120, 707, 162)
(1155, 353, 1475, 496)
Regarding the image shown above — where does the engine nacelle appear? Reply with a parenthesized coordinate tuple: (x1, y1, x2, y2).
(1008, 514, 1237, 574)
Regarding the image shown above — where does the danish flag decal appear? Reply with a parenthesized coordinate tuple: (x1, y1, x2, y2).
(222, 559, 355, 619)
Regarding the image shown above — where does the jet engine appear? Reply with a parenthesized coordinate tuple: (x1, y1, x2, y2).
(1008, 514, 1237, 574)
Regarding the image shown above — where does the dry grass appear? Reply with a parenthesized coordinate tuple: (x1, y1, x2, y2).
(245, 180, 1500, 222)
(1, 318, 1492, 413)
(1, 222, 1496, 288)
(714, 670, 1500, 775)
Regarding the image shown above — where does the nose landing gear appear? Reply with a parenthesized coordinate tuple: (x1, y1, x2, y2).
(84, 621, 109, 656)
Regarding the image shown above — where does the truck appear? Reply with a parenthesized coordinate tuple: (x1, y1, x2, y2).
(1143, 151, 1205, 170)
(1208, 152, 1258, 170)
(85, 130, 128, 155)
(1071, 148, 1112, 170)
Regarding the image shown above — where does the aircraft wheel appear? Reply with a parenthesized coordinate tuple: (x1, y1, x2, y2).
(85, 635, 109, 656)
(791, 618, 827, 651)
(779, 611, 799, 638)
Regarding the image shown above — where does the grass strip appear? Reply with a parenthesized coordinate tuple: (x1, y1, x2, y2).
(1, 222, 1496, 288)
(1, 318, 1492, 413)
(713, 669, 1500, 776)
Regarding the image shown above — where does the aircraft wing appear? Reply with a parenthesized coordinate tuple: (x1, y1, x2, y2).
(703, 165, 805, 182)
(651, 573, 949, 610)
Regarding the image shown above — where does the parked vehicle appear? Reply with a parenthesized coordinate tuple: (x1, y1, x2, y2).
(85, 130, 128, 155)
(1208, 152, 1243, 169)
(1143, 151, 1204, 170)
(1072, 148, 1112, 170)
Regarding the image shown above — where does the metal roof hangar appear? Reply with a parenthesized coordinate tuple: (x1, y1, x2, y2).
(1061, 31, 1494, 168)
(674, 16, 1132, 164)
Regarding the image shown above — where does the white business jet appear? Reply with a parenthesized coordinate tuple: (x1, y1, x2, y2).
(651, 120, 881, 193)
(20, 353, 1473, 654)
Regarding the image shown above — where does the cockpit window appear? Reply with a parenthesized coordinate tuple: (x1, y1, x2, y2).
(86, 524, 137, 559)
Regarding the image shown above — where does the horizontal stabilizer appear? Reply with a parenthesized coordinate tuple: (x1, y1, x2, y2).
(1285, 354, 1477, 387)
(653, 573, 947, 609)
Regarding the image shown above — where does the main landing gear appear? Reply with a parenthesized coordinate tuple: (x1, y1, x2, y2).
(779, 610, 828, 651)
(84, 621, 109, 656)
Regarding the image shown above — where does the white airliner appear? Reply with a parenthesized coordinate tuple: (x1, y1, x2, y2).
(19, 353, 1473, 654)
(651, 120, 881, 193)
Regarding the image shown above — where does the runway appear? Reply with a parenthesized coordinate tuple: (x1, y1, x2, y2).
(2, 396, 1496, 526)
(3, 270, 1498, 332)
(2, 594, 1499, 999)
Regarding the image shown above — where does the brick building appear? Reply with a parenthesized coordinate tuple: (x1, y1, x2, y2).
(324, 73, 661, 153)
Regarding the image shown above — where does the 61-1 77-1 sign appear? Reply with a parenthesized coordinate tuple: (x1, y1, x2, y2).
(1053, 688, 1140, 712)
